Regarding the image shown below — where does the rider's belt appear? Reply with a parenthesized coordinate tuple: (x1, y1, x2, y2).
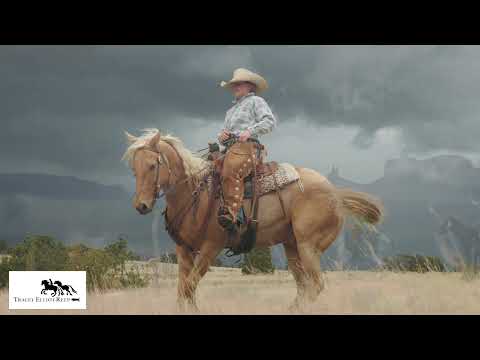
(224, 137, 262, 147)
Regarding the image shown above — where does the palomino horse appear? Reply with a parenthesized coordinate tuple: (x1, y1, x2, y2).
(122, 128, 384, 311)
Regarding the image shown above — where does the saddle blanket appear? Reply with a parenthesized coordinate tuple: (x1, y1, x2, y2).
(206, 162, 302, 197)
(257, 162, 301, 196)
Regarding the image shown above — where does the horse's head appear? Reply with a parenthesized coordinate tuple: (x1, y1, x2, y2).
(41, 280, 48, 286)
(124, 131, 179, 215)
(54, 281, 61, 286)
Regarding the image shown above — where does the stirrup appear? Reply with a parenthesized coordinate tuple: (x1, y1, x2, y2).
(225, 246, 243, 257)
(225, 248, 236, 257)
(224, 249, 244, 261)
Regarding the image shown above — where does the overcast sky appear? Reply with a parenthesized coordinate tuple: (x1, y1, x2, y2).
(2, 45, 480, 190)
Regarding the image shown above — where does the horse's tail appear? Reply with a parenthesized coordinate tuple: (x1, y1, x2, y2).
(69, 286, 77, 294)
(333, 187, 384, 225)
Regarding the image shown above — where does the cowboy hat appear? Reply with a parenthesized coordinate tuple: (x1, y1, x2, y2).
(220, 68, 269, 94)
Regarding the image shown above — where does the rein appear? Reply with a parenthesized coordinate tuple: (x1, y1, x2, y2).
(154, 151, 224, 200)
(153, 151, 172, 199)
(152, 136, 254, 199)
(150, 143, 226, 252)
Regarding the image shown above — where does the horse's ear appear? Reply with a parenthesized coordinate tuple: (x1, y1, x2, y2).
(147, 131, 162, 151)
(125, 131, 138, 145)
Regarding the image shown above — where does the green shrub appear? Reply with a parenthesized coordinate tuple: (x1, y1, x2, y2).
(159, 252, 177, 264)
(68, 245, 114, 291)
(11, 235, 69, 271)
(0, 235, 148, 291)
(0, 254, 21, 288)
(67, 239, 147, 291)
(0, 235, 69, 289)
(382, 254, 446, 273)
(119, 267, 148, 288)
(0, 240, 7, 254)
(241, 247, 275, 275)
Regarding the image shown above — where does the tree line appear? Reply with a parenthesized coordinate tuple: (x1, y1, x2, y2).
(0, 235, 148, 291)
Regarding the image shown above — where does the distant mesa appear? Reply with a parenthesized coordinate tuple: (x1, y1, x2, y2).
(0, 173, 129, 200)
(384, 154, 475, 181)
(327, 165, 362, 188)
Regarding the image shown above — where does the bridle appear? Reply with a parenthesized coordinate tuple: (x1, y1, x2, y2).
(131, 147, 178, 202)
(153, 151, 174, 199)
(135, 138, 233, 202)
(151, 146, 219, 200)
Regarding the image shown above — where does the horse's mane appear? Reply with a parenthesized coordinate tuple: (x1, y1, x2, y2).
(121, 128, 211, 181)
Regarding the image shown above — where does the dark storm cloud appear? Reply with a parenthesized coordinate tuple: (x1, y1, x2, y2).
(1, 45, 480, 180)
(0, 46, 257, 178)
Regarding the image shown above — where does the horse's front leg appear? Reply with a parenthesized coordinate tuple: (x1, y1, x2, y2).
(177, 243, 222, 312)
(176, 245, 195, 312)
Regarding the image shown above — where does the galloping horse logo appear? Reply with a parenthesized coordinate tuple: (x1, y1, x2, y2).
(40, 279, 77, 298)
(53, 281, 77, 296)
(40, 279, 59, 297)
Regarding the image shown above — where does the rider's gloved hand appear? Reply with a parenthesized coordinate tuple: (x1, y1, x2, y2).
(238, 129, 252, 142)
(208, 142, 220, 153)
(218, 129, 231, 143)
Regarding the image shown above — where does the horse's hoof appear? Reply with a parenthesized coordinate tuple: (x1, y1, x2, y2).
(176, 300, 199, 314)
(187, 307, 200, 314)
(176, 302, 186, 313)
(288, 299, 306, 314)
(288, 304, 299, 313)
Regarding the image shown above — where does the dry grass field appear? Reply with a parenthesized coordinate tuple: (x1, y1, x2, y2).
(1, 262, 480, 315)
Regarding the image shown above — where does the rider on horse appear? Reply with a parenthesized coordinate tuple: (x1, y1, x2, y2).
(216, 68, 277, 233)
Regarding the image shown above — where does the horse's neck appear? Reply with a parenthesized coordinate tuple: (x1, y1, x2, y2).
(166, 182, 192, 210)
(163, 148, 210, 228)
(165, 173, 194, 215)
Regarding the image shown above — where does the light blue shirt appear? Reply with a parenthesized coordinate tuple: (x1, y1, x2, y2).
(222, 92, 277, 139)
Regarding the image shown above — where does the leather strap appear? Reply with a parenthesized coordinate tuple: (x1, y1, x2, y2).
(248, 146, 259, 224)
(268, 162, 287, 219)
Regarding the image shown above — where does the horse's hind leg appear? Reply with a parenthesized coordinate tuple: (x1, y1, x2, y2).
(284, 239, 307, 311)
(296, 243, 324, 303)
(291, 192, 343, 305)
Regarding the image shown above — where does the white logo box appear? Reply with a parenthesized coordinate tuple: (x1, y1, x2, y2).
(9, 271, 87, 310)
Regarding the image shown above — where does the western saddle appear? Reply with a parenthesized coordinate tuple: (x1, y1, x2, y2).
(207, 140, 278, 196)
(206, 139, 281, 256)
(163, 138, 285, 257)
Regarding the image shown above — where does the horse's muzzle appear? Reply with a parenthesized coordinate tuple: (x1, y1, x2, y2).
(136, 202, 153, 215)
